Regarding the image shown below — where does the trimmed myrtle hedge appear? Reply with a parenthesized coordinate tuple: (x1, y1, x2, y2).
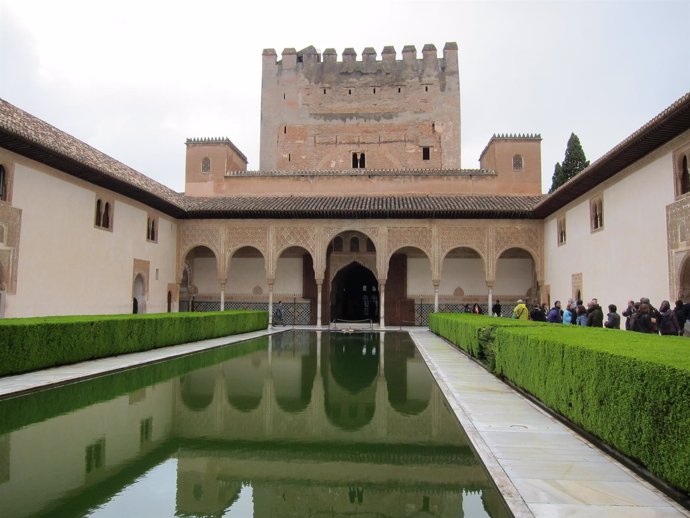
(0, 310, 268, 377)
(429, 312, 690, 495)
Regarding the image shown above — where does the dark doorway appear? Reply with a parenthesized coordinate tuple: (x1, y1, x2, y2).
(331, 263, 378, 323)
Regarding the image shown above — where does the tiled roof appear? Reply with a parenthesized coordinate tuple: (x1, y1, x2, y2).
(533, 91, 690, 217)
(224, 168, 495, 178)
(0, 98, 186, 216)
(183, 194, 544, 219)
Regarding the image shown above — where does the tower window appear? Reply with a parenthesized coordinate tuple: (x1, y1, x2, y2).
(557, 216, 566, 245)
(680, 154, 689, 195)
(201, 157, 211, 173)
(590, 197, 604, 232)
(352, 152, 366, 169)
(373, 87, 376, 94)
(146, 216, 157, 243)
(422, 147, 430, 161)
(513, 155, 523, 171)
(425, 86, 428, 92)
(283, 126, 287, 134)
(323, 88, 327, 94)
(95, 197, 113, 230)
(0, 165, 6, 201)
(348, 89, 352, 95)
(397, 87, 401, 93)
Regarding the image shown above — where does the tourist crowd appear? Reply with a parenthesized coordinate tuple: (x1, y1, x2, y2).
(501, 297, 690, 336)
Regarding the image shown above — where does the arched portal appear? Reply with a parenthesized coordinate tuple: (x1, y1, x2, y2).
(679, 254, 690, 301)
(133, 274, 145, 314)
(331, 262, 379, 323)
(324, 230, 377, 325)
(440, 247, 486, 311)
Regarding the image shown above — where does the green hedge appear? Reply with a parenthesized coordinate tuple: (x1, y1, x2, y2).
(429, 313, 690, 495)
(0, 310, 268, 377)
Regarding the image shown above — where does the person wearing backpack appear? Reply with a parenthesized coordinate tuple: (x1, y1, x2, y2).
(658, 300, 680, 335)
(512, 299, 528, 320)
(547, 301, 563, 323)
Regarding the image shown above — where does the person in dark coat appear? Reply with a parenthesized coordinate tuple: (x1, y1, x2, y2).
(674, 300, 686, 333)
(658, 300, 680, 335)
(604, 304, 621, 329)
(530, 304, 546, 321)
(586, 298, 604, 327)
(546, 301, 563, 323)
(622, 300, 635, 330)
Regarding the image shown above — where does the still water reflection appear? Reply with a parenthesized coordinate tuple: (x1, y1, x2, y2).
(0, 331, 509, 517)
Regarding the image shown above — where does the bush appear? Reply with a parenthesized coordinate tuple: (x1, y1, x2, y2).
(429, 313, 690, 495)
(0, 311, 268, 377)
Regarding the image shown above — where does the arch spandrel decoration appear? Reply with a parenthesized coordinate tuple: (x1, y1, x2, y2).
(272, 225, 319, 277)
(225, 226, 269, 273)
(323, 225, 381, 279)
(438, 226, 489, 278)
(386, 226, 433, 264)
(178, 223, 223, 281)
(493, 225, 544, 282)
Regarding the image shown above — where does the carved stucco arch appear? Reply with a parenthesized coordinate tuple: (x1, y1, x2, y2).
(676, 251, 690, 300)
(385, 226, 433, 280)
(323, 225, 380, 279)
(224, 245, 268, 282)
(271, 225, 318, 279)
(493, 245, 542, 287)
(439, 245, 488, 279)
(491, 225, 544, 284)
(178, 243, 221, 284)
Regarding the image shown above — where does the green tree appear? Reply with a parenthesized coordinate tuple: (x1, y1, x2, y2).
(549, 133, 589, 193)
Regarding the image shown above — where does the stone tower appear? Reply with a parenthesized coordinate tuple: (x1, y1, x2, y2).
(260, 43, 460, 171)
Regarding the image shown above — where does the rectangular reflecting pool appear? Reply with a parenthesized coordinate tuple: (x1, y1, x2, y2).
(0, 331, 510, 517)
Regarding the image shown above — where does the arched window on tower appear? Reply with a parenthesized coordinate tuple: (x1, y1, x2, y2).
(103, 203, 111, 229)
(513, 154, 524, 171)
(201, 157, 211, 173)
(359, 153, 366, 169)
(352, 152, 358, 169)
(0, 165, 6, 202)
(95, 199, 103, 227)
(681, 154, 689, 196)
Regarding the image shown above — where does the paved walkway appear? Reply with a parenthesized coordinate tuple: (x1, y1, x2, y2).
(409, 329, 689, 518)
(1, 327, 688, 517)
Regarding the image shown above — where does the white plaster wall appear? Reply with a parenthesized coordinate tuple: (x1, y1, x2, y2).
(274, 257, 303, 296)
(7, 162, 177, 317)
(494, 258, 534, 297)
(439, 258, 486, 296)
(407, 257, 434, 296)
(226, 257, 267, 294)
(193, 257, 219, 294)
(543, 149, 675, 310)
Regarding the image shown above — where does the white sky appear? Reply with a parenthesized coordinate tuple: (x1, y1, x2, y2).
(1, 0, 688, 194)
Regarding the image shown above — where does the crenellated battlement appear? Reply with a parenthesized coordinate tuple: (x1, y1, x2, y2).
(490, 133, 542, 140)
(262, 42, 458, 76)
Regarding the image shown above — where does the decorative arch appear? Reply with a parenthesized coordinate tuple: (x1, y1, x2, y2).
(179, 244, 220, 283)
(440, 245, 487, 271)
(678, 252, 690, 300)
(386, 227, 433, 268)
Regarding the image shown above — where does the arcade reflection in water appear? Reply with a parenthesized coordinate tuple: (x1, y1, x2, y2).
(0, 331, 509, 518)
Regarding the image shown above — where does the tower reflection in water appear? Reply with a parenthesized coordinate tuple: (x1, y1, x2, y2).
(0, 331, 509, 517)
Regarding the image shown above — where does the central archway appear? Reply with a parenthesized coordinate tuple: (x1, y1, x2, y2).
(331, 262, 379, 323)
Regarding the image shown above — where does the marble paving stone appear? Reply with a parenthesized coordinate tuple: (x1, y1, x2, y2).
(530, 504, 683, 518)
(409, 329, 690, 518)
(501, 458, 635, 482)
(513, 478, 670, 507)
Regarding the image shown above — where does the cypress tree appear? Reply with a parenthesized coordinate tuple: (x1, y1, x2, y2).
(549, 133, 589, 192)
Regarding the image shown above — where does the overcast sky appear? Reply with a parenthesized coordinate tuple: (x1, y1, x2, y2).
(1, 0, 688, 194)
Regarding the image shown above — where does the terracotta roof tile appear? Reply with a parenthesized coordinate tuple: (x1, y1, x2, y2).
(183, 194, 544, 219)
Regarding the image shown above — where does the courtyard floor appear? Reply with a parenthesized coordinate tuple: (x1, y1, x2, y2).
(0, 326, 687, 517)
